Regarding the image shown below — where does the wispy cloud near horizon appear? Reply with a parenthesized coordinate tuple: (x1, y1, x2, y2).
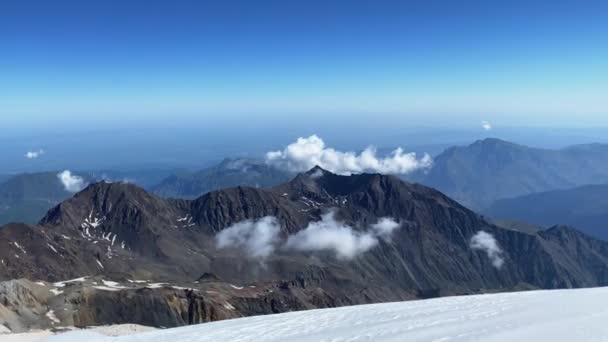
(25, 149, 44, 159)
(481, 121, 493, 131)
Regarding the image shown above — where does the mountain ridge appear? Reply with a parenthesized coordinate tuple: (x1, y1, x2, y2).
(484, 184, 608, 240)
(412, 138, 608, 209)
(3, 167, 608, 330)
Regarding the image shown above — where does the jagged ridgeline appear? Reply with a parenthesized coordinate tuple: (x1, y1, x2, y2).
(2, 167, 608, 331)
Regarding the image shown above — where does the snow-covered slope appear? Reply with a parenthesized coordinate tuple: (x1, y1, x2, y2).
(37, 287, 608, 342)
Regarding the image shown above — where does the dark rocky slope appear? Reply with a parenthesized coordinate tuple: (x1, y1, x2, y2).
(2, 167, 608, 331)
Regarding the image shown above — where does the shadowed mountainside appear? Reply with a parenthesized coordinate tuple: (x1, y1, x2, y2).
(2, 167, 608, 331)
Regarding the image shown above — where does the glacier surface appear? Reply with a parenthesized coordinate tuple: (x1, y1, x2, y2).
(40, 287, 608, 341)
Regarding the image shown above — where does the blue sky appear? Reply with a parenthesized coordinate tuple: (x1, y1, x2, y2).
(1, 0, 607, 130)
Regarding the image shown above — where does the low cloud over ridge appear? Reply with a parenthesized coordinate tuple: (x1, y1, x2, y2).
(265, 135, 432, 175)
(470, 231, 504, 269)
(285, 212, 379, 260)
(216, 216, 281, 258)
(57, 170, 87, 193)
(216, 212, 401, 260)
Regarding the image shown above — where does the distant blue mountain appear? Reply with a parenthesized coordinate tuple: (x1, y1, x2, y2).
(485, 184, 608, 240)
(411, 138, 608, 210)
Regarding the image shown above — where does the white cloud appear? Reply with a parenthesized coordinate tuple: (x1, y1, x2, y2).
(57, 170, 87, 193)
(25, 149, 44, 159)
(265, 135, 432, 175)
(286, 212, 389, 260)
(470, 231, 504, 269)
(216, 214, 401, 260)
(309, 168, 324, 179)
(371, 217, 401, 239)
(216, 216, 281, 259)
(481, 121, 493, 131)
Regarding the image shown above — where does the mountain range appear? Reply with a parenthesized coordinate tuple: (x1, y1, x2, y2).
(152, 158, 292, 198)
(2, 167, 608, 331)
(412, 138, 608, 210)
(0, 172, 76, 225)
(485, 184, 608, 240)
(0, 169, 175, 226)
(5, 138, 608, 235)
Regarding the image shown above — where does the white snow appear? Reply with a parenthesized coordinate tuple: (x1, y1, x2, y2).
(84, 210, 105, 229)
(47, 243, 59, 254)
(223, 302, 236, 311)
(3, 325, 155, 342)
(3, 331, 53, 342)
(53, 277, 87, 288)
(37, 287, 608, 341)
(92, 286, 121, 292)
(103, 280, 124, 287)
(13, 242, 27, 254)
(49, 289, 64, 296)
(171, 286, 197, 291)
(0, 323, 11, 334)
(46, 310, 60, 324)
(127, 280, 149, 284)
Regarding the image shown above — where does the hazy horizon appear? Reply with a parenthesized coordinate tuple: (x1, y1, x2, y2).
(2, 0, 608, 172)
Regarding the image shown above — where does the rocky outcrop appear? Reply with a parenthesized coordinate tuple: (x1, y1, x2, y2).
(3, 167, 608, 330)
(0, 277, 343, 332)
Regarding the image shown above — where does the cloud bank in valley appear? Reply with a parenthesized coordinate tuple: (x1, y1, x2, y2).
(265, 135, 432, 175)
(25, 149, 44, 159)
(57, 170, 87, 193)
(216, 212, 401, 260)
(216, 216, 281, 258)
(470, 231, 504, 268)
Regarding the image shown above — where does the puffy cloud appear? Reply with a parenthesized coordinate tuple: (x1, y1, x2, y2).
(285, 212, 400, 260)
(265, 135, 432, 175)
(286, 212, 377, 260)
(481, 121, 493, 131)
(371, 217, 401, 239)
(25, 149, 44, 159)
(470, 231, 504, 269)
(57, 170, 87, 193)
(216, 216, 281, 258)
(216, 214, 401, 260)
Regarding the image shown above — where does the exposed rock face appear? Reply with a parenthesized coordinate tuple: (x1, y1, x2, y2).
(3, 167, 608, 330)
(0, 277, 341, 333)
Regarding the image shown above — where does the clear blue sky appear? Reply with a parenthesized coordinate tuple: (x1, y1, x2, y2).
(1, 0, 607, 130)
